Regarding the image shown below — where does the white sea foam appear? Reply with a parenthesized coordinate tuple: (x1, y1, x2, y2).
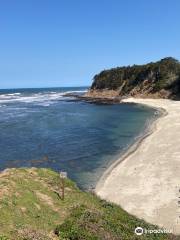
(7, 93, 21, 96)
(62, 90, 87, 94)
(0, 89, 87, 105)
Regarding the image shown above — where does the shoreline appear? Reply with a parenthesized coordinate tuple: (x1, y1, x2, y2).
(95, 98, 180, 234)
(95, 104, 167, 192)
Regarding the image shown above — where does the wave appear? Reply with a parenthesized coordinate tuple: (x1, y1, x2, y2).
(7, 93, 21, 96)
(62, 90, 87, 94)
(0, 89, 87, 105)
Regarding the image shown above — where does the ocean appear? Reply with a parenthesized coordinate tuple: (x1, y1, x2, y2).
(0, 87, 156, 189)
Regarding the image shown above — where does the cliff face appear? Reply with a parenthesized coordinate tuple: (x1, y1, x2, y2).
(90, 57, 180, 99)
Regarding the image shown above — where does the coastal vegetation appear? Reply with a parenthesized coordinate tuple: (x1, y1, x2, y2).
(90, 57, 180, 99)
(0, 168, 179, 240)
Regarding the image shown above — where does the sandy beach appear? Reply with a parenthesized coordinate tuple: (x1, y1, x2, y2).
(96, 98, 180, 234)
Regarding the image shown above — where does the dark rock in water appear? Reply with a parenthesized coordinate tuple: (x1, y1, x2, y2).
(63, 92, 122, 105)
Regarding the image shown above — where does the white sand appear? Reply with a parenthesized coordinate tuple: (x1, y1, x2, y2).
(95, 98, 180, 234)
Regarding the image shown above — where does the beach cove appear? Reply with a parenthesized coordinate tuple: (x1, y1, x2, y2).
(96, 98, 180, 234)
(0, 88, 156, 190)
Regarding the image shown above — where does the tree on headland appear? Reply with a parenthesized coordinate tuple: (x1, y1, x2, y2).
(91, 57, 180, 99)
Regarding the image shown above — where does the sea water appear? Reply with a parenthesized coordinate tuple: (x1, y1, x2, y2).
(0, 87, 156, 189)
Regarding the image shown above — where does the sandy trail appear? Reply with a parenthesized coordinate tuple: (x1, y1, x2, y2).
(95, 98, 180, 234)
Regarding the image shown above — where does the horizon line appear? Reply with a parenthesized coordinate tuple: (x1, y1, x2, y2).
(0, 86, 90, 91)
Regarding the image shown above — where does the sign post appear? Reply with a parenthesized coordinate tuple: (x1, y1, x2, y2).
(59, 171, 67, 200)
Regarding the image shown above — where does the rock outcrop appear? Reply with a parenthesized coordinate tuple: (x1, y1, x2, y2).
(88, 57, 180, 100)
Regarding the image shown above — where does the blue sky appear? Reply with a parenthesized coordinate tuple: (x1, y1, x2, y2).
(0, 0, 179, 89)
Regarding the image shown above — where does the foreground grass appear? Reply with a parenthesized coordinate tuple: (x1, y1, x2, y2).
(0, 168, 179, 240)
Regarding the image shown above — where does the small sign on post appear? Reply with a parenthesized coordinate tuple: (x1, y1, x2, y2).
(59, 171, 67, 200)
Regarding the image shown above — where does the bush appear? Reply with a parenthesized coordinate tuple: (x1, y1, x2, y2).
(0, 236, 9, 240)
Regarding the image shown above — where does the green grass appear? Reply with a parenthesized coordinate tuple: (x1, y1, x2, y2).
(0, 168, 179, 240)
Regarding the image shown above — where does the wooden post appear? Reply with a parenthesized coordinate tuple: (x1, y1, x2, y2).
(60, 171, 67, 200)
(61, 177, 64, 200)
